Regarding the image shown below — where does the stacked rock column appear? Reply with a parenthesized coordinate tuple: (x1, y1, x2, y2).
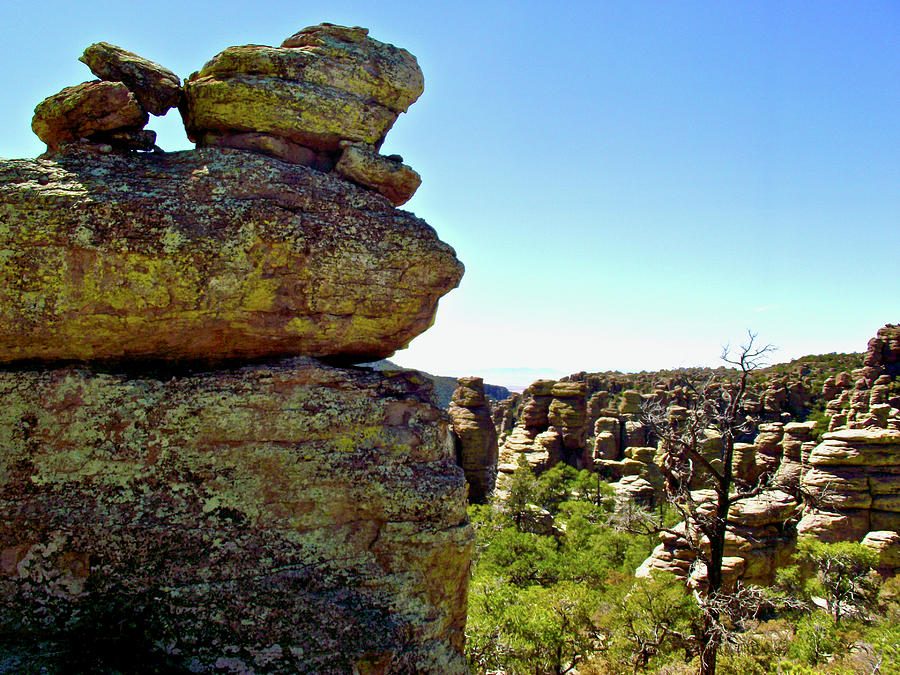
(448, 377, 500, 504)
(1, 24, 472, 675)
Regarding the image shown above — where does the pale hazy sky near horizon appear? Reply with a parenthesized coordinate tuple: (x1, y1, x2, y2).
(1, 1, 897, 388)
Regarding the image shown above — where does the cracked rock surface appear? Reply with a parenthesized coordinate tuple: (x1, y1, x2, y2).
(0, 147, 462, 364)
(0, 357, 472, 674)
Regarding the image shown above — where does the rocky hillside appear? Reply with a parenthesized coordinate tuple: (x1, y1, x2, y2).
(488, 325, 899, 589)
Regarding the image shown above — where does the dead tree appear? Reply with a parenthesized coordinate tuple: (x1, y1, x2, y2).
(640, 332, 775, 675)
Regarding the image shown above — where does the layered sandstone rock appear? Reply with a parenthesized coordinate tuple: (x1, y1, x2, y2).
(798, 428, 900, 542)
(636, 490, 799, 587)
(772, 421, 817, 493)
(182, 24, 423, 181)
(0, 147, 462, 364)
(0, 359, 471, 673)
(449, 377, 499, 504)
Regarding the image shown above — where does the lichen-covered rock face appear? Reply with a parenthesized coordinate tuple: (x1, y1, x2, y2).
(448, 377, 499, 504)
(0, 358, 472, 674)
(79, 42, 182, 116)
(335, 141, 422, 206)
(31, 81, 149, 149)
(182, 24, 424, 155)
(0, 147, 462, 364)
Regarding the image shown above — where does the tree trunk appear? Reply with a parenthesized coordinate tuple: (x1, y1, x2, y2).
(699, 452, 731, 675)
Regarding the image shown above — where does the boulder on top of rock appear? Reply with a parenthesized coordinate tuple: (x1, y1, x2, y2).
(335, 141, 421, 206)
(79, 42, 182, 116)
(31, 81, 148, 149)
(0, 147, 463, 364)
(182, 23, 424, 158)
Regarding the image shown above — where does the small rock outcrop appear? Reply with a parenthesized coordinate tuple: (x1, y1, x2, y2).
(31, 81, 151, 150)
(182, 23, 423, 205)
(448, 377, 499, 504)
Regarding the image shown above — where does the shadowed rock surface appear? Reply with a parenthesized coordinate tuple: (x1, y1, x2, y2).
(0, 147, 462, 364)
(0, 358, 472, 674)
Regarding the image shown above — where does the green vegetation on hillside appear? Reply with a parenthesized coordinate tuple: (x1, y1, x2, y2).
(466, 463, 900, 674)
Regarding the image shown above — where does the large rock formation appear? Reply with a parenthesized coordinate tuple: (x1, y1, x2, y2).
(0, 359, 471, 673)
(636, 490, 799, 588)
(798, 428, 900, 541)
(448, 377, 499, 504)
(0, 148, 461, 364)
(2, 24, 471, 674)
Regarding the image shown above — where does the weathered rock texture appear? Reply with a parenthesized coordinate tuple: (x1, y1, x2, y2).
(79, 42, 182, 116)
(798, 428, 900, 542)
(182, 24, 422, 164)
(824, 325, 900, 431)
(0, 358, 472, 674)
(0, 147, 462, 364)
(335, 141, 421, 206)
(448, 377, 499, 504)
(636, 490, 799, 588)
(5, 25, 472, 674)
(31, 81, 149, 150)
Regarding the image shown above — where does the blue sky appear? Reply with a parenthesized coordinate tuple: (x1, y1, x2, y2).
(1, 1, 897, 386)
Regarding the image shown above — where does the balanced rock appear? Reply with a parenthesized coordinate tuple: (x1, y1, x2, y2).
(0, 147, 462, 364)
(182, 24, 423, 158)
(0, 358, 471, 673)
(31, 81, 149, 150)
(79, 42, 181, 116)
(448, 377, 499, 504)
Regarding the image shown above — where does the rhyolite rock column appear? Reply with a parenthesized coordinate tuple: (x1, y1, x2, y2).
(636, 489, 799, 588)
(798, 428, 900, 542)
(448, 377, 499, 504)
